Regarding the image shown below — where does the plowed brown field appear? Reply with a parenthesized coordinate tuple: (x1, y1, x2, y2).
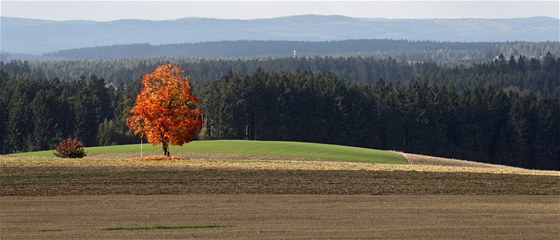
(1, 155, 559, 239)
(1, 195, 559, 239)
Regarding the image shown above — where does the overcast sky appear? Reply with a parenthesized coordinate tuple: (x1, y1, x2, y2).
(1, 1, 559, 21)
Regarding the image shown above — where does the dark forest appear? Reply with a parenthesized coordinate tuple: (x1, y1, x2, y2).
(0, 53, 559, 169)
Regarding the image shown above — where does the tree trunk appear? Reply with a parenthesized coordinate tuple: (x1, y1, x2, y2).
(162, 139, 170, 157)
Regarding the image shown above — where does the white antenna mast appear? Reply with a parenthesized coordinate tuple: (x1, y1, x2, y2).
(293, 50, 297, 58)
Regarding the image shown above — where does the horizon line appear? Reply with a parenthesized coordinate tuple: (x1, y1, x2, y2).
(2, 14, 559, 22)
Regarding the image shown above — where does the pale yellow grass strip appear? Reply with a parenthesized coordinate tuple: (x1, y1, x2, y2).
(1, 156, 559, 176)
(398, 152, 523, 169)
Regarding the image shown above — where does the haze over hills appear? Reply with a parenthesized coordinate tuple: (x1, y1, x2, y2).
(1, 15, 559, 55)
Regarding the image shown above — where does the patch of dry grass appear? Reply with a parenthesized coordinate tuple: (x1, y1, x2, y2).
(130, 155, 184, 161)
(397, 152, 560, 176)
(400, 152, 518, 168)
(1, 154, 558, 176)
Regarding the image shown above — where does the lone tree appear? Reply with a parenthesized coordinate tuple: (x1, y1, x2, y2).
(127, 64, 202, 157)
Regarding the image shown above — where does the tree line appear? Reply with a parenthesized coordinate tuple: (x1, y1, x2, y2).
(195, 70, 559, 170)
(40, 40, 560, 65)
(0, 55, 559, 169)
(6, 52, 560, 100)
(0, 73, 138, 153)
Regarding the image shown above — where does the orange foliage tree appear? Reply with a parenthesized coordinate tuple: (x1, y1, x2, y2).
(127, 64, 202, 157)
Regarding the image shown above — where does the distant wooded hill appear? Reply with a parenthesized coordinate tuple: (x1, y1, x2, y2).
(5, 40, 559, 66)
(1, 15, 559, 55)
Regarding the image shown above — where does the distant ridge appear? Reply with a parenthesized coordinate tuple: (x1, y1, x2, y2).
(1, 15, 559, 54)
(36, 40, 560, 63)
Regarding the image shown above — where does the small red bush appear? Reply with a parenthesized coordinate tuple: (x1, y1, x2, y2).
(54, 138, 86, 158)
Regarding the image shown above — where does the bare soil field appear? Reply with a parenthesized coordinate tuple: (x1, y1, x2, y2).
(1, 155, 559, 239)
(1, 195, 558, 239)
(1, 156, 560, 196)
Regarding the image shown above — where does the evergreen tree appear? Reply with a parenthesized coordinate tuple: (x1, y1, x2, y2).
(30, 89, 58, 150)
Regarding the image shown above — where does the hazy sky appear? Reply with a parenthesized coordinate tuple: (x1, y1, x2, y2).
(1, 1, 559, 21)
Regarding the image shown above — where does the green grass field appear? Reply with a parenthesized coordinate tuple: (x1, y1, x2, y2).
(11, 140, 407, 164)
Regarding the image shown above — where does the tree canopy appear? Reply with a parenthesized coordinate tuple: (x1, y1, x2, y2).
(127, 64, 202, 156)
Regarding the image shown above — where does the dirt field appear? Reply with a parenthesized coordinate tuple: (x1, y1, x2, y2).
(1, 195, 558, 239)
(1, 155, 559, 239)
(1, 158, 560, 196)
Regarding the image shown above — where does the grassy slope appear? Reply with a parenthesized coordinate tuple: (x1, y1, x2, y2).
(11, 140, 406, 164)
